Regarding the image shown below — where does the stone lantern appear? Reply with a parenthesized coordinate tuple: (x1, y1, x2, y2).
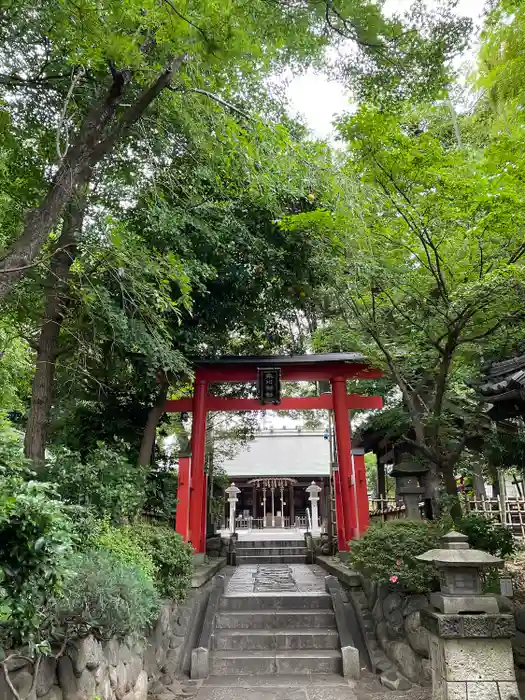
(306, 481, 322, 536)
(390, 454, 428, 519)
(417, 531, 518, 700)
(225, 482, 241, 535)
(417, 531, 502, 614)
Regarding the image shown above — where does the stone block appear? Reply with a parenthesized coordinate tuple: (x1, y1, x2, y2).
(421, 609, 516, 639)
(71, 635, 103, 674)
(341, 645, 360, 679)
(57, 657, 77, 700)
(383, 592, 404, 639)
(40, 686, 63, 700)
(405, 611, 430, 657)
(497, 681, 521, 700)
(36, 656, 57, 697)
(380, 671, 412, 690)
(115, 660, 128, 698)
(126, 655, 142, 689)
(441, 638, 516, 682)
(465, 681, 499, 699)
(387, 640, 421, 682)
(191, 647, 209, 680)
(437, 681, 467, 700)
(376, 620, 389, 650)
(75, 669, 96, 700)
(512, 630, 525, 667)
(133, 670, 148, 700)
(96, 677, 113, 700)
(9, 668, 34, 699)
(104, 639, 121, 667)
(402, 594, 429, 617)
(430, 592, 499, 615)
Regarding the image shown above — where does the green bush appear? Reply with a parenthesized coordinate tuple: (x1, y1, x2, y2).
(42, 443, 148, 523)
(53, 549, 161, 639)
(94, 522, 157, 581)
(0, 479, 73, 648)
(457, 512, 516, 558)
(131, 522, 194, 601)
(348, 520, 442, 594)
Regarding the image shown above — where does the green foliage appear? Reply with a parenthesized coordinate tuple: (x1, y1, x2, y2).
(0, 419, 32, 481)
(53, 549, 161, 639)
(0, 478, 73, 648)
(131, 522, 193, 601)
(93, 523, 157, 582)
(348, 520, 443, 594)
(457, 512, 516, 558)
(42, 443, 148, 523)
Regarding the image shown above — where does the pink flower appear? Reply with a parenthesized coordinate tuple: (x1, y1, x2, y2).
(389, 575, 399, 584)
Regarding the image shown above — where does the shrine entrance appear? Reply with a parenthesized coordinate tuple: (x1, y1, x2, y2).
(165, 353, 382, 554)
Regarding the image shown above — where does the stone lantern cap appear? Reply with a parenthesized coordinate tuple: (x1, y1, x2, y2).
(225, 482, 241, 499)
(389, 458, 429, 478)
(416, 531, 503, 569)
(305, 481, 322, 497)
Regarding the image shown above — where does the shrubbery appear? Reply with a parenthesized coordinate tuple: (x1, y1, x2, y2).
(348, 519, 442, 594)
(456, 512, 516, 558)
(42, 443, 148, 523)
(0, 478, 73, 648)
(131, 522, 194, 600)
(93, 522, 158, 582)
(53, 549, 161, 639)
(0, 430, 193, 651)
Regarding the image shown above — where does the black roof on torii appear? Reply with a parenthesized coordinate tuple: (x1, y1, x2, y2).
(192, 352, 366, 367)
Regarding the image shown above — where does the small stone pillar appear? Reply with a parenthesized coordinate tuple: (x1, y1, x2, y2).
(390, 455, 428, 519)
(306, 481, 322, 536)
(417, 531, 518, 700)
(225, 482, 240, 535)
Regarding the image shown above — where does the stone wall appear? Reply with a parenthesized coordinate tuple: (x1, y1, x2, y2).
(360, 579, 432, 686)
(1, 578, 215, 700)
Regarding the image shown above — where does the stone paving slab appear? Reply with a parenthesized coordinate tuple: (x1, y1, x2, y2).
(190, 674, 431, 700)
(225, 564, 327, 594)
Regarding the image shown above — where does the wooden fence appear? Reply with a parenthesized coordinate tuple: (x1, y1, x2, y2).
(368, 498, 406, 522)
(462, 495, 525, 537)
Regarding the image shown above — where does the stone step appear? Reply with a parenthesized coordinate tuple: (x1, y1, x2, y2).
(237, 547, 308, 556)
(215, 610, 337, 630)
(220, 592, 333, 612)
(236, 555, 308, 565)
(236, 540, 305, 549)
(212, 628, 340, 651)
(209, 650, 343, 676)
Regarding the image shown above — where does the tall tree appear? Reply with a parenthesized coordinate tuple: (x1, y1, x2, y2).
(0, 0, 471, 301)
(283, 104, 525, 514)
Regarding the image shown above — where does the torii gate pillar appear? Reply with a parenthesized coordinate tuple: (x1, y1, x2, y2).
(188, 376, 208, 559)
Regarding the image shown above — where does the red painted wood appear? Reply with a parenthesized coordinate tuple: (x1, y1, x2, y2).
(200, 474, 208, 555)
(353, 452, 370, 536)
(164, 398, 193, 412)
(331, 377, 356, 549)
(334, 469, 346, 552)
(164, 394, 383, 413)
(195, 363, 382, 383)
(189, 378, 207, 554)
(175, 456, 191, 541)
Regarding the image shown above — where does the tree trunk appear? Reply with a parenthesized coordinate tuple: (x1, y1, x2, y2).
(442, 461, 462, 521)
(138, 379, 169, 466)
(24, 194, 86, 464)
(0, 56, 185, 301)
(421, 465, 440, 519)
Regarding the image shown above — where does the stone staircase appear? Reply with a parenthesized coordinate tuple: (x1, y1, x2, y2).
(209, 591, 343, 676)
(235, 538, 308, 565)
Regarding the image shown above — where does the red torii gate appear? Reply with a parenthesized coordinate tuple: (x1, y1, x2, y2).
(165, 353, 382, 554)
